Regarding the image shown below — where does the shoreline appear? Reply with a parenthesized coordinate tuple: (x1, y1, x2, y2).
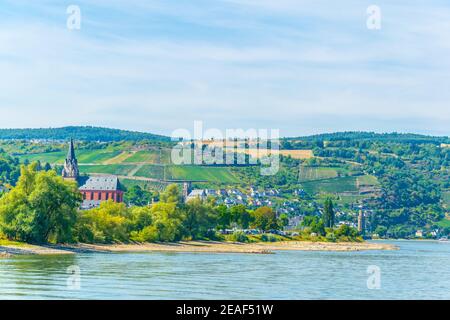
(1, 240, 397, 256)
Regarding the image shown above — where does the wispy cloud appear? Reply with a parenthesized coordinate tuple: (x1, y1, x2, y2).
(0, 0, 449, 136)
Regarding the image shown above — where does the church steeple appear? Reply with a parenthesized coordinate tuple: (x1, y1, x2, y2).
(67, 138, 76, 161)
(62, 138, 79, 180)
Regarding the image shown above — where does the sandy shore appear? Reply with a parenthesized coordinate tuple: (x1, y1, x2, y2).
(0, 240, 397, 256)
(0, 244, 74, 256)
(64, 240, 397, 254)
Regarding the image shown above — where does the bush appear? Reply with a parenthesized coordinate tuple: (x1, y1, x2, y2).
(325, 232, 336, 242)
(230, 231, 249, 243)
(261, 233, 278, 242)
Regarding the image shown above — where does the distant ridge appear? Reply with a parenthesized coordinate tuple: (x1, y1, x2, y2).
(0, 126, 170, 142)
(0, 127, 448, 144)
(286, 131, 450, 144)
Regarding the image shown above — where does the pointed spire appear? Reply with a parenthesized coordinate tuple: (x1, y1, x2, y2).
(62, 138, 79, 179)
(67, 138, 76, 161)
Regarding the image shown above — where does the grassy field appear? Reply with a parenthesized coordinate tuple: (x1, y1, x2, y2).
(134, 165, 165, 180)
(298, 166, 339, 181)
(120, 178, 169, 191)
(19, 151, 66, 164)
(103, 151, 135, 164)
(123, 150, 160, 163)
(165, 165, 240, 183)
(78, 164, 136, 176)
(356, 175, 379, 186)
(19, 149, 121, 164)
(76, 150, 122, 163)
(301, 176, 359, 194)
(232, 148, 314, 160)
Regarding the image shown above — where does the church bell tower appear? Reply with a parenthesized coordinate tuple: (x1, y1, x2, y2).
(62, 138, 79, 181)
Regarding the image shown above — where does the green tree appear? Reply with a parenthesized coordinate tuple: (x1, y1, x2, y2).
(0, 163, 81, 243)
(302, 216, 325, 236)
(124, 185, 151, 206)
(216, 204, 232, 230)
(75, 200, 129, 243)
(251, 206, 278, 232)
(279, 213, 289, 228)
(160, 184, 181, 204)
(323, 198, 335, 228)
(230, 204, 252, 229)
(182, 198, 217, 239)
(149, 202, 185, 241)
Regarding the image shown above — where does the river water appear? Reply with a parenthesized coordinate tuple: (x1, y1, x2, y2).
(1, 240, 449, 299)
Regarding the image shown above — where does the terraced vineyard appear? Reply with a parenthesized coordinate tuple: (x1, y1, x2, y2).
(78, 164, 136, 176)
(298, 166, 339, 181)
(19, 151, 66, 164)
(134, 165, 165, 180)
(19, 149, 122, 164)
(301, 176, 359, 194)
(165, 165, 240, 183)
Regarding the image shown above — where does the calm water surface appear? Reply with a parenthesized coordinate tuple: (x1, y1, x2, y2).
(1, 240, 449, 299)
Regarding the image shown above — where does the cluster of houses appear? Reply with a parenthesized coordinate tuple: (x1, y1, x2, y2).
(183, 183, 303, 208)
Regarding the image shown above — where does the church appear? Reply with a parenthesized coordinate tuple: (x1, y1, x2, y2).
(62, 139, 124, 209)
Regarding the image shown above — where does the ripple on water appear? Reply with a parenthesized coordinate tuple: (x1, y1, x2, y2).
(1, 241, 450, 299)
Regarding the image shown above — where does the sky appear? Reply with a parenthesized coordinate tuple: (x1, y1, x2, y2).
(0, 0, 449, 137)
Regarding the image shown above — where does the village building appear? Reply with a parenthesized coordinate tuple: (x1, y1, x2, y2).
(62, 139, 123, 209)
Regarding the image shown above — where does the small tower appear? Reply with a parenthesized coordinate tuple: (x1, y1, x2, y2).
(62, 139, 79, 181)
(358, 209, 365, 235)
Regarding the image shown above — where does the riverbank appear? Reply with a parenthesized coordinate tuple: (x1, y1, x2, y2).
(0, 240, 397, 256)
(0, 241, 74, 256)
(64, 240, 397, 254)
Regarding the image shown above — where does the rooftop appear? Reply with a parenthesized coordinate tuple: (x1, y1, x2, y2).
(78, 175, 119, 191)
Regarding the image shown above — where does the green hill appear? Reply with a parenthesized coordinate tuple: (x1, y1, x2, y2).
(287, 131, 449, 144)
(0, 126, 170, 142)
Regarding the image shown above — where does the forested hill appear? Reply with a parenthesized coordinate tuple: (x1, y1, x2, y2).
(0, 126, 170, 142)
(286, 132, 450, 144)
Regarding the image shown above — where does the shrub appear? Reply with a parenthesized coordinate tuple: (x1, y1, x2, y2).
(230, 231, 249, 243)
(325, 232, 337, 242)
(261, 233, 278, 242)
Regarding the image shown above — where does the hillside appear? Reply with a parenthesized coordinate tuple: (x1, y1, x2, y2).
(286, 131, 450, 144)
(0, 126, 170, 142)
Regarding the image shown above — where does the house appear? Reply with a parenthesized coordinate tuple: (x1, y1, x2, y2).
(217, 189, 228, 196)
(62, 139, 124, 209)
(205, 189, 217, 197)
(186, 189, 207, 202)
(285, 216, 302, 230)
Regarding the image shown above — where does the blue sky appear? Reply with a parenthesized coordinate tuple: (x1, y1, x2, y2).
(0, 0, 449, 137)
